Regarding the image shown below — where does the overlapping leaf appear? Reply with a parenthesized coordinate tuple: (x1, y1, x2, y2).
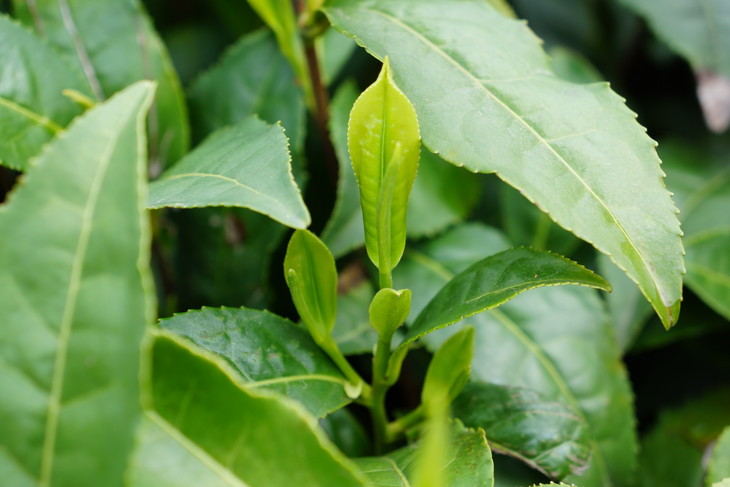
(159, 307, 352, 417)
(709, 427, 730, 486)
(355, 423, 493, 487)
(453, 382, 590, 479)
(400, 247, 610, 348)
(325, 0, 684, 328)
(393, 224, 638, 487)
(12, 0, 189, 167)
(0, 82, 155, 487)
(137, 330, 368, 487)
(148, 117, 310, 229)
(0, 14, 91, 170)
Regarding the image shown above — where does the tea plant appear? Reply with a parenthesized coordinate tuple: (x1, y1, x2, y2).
(0, 0, 729, 486)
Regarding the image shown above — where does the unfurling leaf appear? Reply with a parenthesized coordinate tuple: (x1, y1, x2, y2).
(348, 57, 420, 276)
(369, 288, 412, 337)
(284, 230, 338, 344)
(421, 326, 474, 409)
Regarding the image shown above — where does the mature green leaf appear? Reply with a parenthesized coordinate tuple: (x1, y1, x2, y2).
(708, 427, 730, 486)
(325, 0, 684, 328)
(323, 82, 480, 256)
(355, 423, 494, 487)
(598, 254, 652, 353)
(348, 57, 421, 273)
(618, 0, 730, 77)
(13, 0, 189, 168)
(159, 307, 352, 418)
(0, 14, 91, 170)
(128, 415, 247, 487)
(148, 117, 310, 229)
(400, 247, 611, 348)
(317, 27, 358, 86)
(140, 330, 369, 487)
(421, 327, 474, 409)
(0, 82, 155, 487)
(500, 184, 580, 256)
(453, 382, 590, 479)
(187, 29, 305, 148)
(394, 227, 637, 487)
(406, 150, 482, 238)
(284, 230, 339, 344)
(662, 141, 730, 319)
(246, 0, 313, 111)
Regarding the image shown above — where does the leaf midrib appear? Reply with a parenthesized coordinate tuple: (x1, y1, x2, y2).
(361, 6, 662, 306)
(39, 100, 136, 486)
(0, 97, 63, 132)
(404, 250, 612, 485)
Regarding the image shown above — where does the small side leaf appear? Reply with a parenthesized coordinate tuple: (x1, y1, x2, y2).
(355, 422, 494, 487)
(148, 117, 310, 229)
(421, 327, 474, 409)
(348, 57, 420, 272)
(400, 247, 610, 349)
(159, 307, 352, 417)
(453, 382, 591, 479)
(369, 288, 412, 337)
(284, 230, 339, 344)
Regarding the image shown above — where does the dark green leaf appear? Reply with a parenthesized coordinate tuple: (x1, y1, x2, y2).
(148, 117, 310, 229)
(355, 423, 494, 487)
(684, 229, 730, 320)
(0, 14, 91, 170)
(325, 0, 684, 328)
(453, 382, 590, 479)
(637, 424, 703, 487)
(159, 307, 352, 418)
(334, 278, 381, 355)
(319, 408, 372, 458)
(140, 330, 369, 487)
(13, 0, 189, 168)
(394, 229, 637, 487)
(400, 247, 611, 348)
(0, 82, 155, 486)
(187, 29, 305, 148)
(284, 230, 339, 344)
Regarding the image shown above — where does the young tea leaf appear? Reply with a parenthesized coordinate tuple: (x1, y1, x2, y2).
(369, 288, 412, 337)
(708, 427, 730, 486)
(348, 57, 420, 276)
(284, 230, 338, 344)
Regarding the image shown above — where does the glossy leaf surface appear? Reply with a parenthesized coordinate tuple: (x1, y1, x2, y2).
(187, 29, 304, 148)
(284, 230, 339, 344)
(0, 82, 155, 487)
(12, 0, 189, 168)
(148, 117, 310, 229)
(453, 382, 590, 479)
(355, 423, 493, 487)
(159, 307, 351, 417)
(393, 226, 637, 487)
(326, 0, 684, 328)
(143, 330, 368, 487)
(709, 427, 730, 486)
(0, 15, 90, 170)
(348, 57, 420, 271)
(400, 247, 610, 348)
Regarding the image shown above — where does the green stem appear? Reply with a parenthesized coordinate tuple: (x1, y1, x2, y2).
(321, 339, 372, 402)
(386, 404, 425, 441)
(379, 266, 393, 290)
(371, 332, 394, 453)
